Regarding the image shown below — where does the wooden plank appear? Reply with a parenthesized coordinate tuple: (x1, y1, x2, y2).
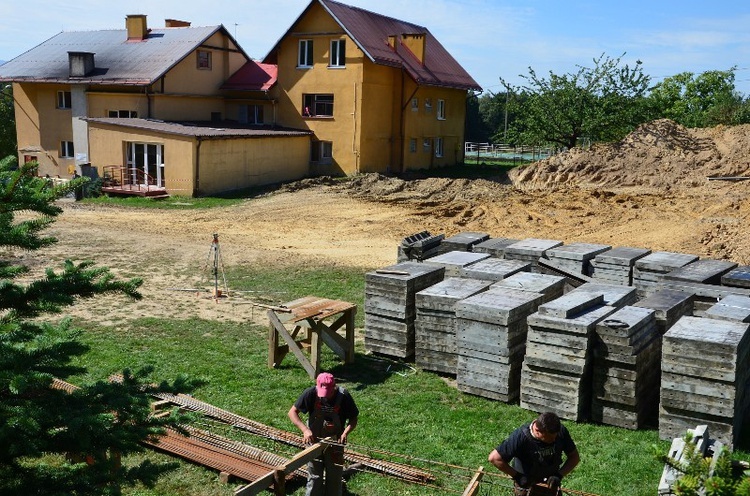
(461, 466, 485, 496)
(235, 443, 325, 496)
(268, 310, 316, 378)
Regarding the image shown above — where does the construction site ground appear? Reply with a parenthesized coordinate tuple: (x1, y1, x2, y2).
(43, 119, 750, 327)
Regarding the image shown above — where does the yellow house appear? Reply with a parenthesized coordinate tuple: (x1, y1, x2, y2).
(0, 2, 481, 196)
(264, 0, 481, 175)
(0, 15, 308, 196)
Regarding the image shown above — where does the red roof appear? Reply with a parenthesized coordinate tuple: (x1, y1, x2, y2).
(222, 61, 277, 91)
(264, 0, 481, 92)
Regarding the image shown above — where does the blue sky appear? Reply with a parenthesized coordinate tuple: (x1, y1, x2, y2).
(1, 0, 749, 95)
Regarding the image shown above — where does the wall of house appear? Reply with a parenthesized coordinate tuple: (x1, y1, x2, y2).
(198, 136, 309, 196)
(359, 60, 398, 174)
(162, 32, 247, 96)
(149, 93, 227, 121)
(87, 91, 149, 119)
(274, 1, 362, 176)
(401, 84, 468, 170)
(12, 82, 76, 177)
(86, 123, 195, 195)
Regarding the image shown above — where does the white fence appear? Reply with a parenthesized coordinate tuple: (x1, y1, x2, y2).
(464, 142, 556, 163)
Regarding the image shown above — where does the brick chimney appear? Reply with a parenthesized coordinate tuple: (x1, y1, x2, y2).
(401, 33, 426, 64)
(68, 52, 95, 77)
(126, 14, 149, 41)
(165, 19, 191, 27)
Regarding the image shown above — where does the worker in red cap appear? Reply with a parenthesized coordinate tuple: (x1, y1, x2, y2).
(289, 372, 359, 496)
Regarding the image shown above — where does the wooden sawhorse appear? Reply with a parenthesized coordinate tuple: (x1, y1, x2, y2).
(267, 296, 356, 378)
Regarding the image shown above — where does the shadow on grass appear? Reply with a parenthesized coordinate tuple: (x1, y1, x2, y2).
(327, 352, 417, 393)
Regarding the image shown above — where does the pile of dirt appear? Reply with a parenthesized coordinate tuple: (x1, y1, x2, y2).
(509, 119, 750, 190)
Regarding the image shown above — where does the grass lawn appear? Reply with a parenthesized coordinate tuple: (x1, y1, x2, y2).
(69, 262, 680, 496)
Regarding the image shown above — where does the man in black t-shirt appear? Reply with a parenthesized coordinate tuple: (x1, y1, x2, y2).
(488, 412, 579, 495)
(289, 372, 359, 496)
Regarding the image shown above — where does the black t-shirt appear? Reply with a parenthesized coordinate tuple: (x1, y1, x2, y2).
(496, 422, 577, 483)
(294, 386, 359, 432)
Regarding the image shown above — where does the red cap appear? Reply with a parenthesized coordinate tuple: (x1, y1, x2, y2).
(316, 372, 336, 398)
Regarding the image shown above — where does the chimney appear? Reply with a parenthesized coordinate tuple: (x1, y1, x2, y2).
(126, 14, 149, 41)
(165, 19, 191, 27)
(401, 33, 426, 64)
(68, 52, 95, 77)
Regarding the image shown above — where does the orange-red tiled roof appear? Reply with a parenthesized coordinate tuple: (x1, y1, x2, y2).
(222, 61, 277, 91)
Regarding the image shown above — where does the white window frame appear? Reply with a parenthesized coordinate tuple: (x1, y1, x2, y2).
(329, 39, 345, 67)
(57, 91, 72, 109)
(126, 142, 165, 187)
(197, 50, 212, 70)
(298, 39, 313, 68)
(239, 104, 264, 124)
(60, 141, 74, 158)
(437, 99, 446, 120)
(435, 137, 444, 158)
(311, 140, 333, 165)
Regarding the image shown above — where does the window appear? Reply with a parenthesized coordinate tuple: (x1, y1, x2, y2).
(239, 104, 264, 124)
(303, 94, 334, 117)
(435, 137, 444, 157)
(60, 141, 74, 158)
(423, 139, 431, 152)
(437, 99, 445, 120)
(411, 98, 418, 111)
(298, 39, 313, 67)
(311, 140, 333, 164)
(409, 138, 417, 153)
(329, 39, 345, 67)
(127, 142, 165, 187)
(197, 50, 212, 70)
(57, 91, 72, 109)
(424, 98, 432, 113)
(108, 110, 137, 118)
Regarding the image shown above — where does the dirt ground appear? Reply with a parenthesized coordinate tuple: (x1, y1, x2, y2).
(30, 119, 750, 328)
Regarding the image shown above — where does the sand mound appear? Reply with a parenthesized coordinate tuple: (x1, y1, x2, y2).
(509, 119, 750, 190)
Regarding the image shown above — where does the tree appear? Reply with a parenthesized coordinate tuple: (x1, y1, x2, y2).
(0, 85, 17, 159)
(0, 156, 198, 495)
(649, 69, 747, 128)
(505, 53, 652, 149)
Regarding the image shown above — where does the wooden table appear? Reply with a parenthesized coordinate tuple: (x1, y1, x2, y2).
(267, 296, 356, 378)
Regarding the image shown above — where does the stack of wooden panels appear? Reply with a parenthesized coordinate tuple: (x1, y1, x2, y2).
(661, 259, 739, 314)
(423, 251, 491, 277)
(634, 289, 695, 335)
(545, 242, 612, 277)
(660, 316, 750, 447)
(504, 238, 564, 273)
(522, 291, 617, 421)
(570, 282, 638, 308)
(437, 231, 490, 254)
(415, 277, 493, 375)
(459, 258, 531, 282)
(633, 252, 699, 297)
(473, 237, 520, 258)
(722, 266, 750, 289)
(491, 272, 566, 303)
(364, 262, 445, 358)
(592, 306, 661, 429)
(591, 246, 651, 286)
(454, 288, 545, 402)
(704, 295, 750, 323)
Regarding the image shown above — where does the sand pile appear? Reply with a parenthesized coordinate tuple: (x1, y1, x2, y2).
(509, 119, 750, 191)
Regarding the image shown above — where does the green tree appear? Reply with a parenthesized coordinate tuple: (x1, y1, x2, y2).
(0, 84, 17, 159)
(0, 156, 198, 495)
(649, 69, 746, 128)
(505, 53, 652, 149)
